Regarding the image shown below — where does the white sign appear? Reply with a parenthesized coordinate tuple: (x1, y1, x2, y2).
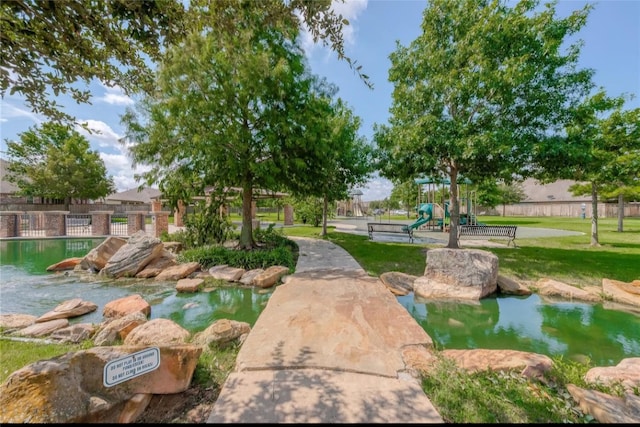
(103, 347, 160, 387)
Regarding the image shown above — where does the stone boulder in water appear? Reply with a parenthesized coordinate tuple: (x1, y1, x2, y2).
(99, 231, 164, 279)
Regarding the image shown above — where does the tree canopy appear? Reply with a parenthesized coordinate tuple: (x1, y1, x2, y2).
(1, 0, 186, 122)
(374, 0, 594, 248)
(122, 2, 369, 249)
(302, 96, 374, 235)
(537, 91, 640, 244)
(1, 0, 369, 124)
(4, 122, 115, 208)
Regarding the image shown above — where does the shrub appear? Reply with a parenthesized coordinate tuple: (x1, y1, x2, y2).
(177, 226, 298, 272)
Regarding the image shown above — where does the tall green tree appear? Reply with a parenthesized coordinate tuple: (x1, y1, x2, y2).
(1, 0, 369, 124)
(305, 97, 373, 236)
(4, 122, 115, 209)
(374, 0, 593, 248)
(121, 2, 348, 249)
(544, 93, 639, 244)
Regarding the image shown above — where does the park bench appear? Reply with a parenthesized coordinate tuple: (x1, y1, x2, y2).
(457, 225, 518, 247)
(367, 222, 414, 243)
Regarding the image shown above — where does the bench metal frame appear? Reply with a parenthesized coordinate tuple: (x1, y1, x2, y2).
(367, 222, 414, 243)
(457, 225, 517, 247)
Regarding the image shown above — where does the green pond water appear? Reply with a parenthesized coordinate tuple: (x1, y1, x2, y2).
(1, 238, 639, 366)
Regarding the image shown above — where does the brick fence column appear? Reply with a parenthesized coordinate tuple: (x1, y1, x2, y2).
(284, 204, 294, 226)
(90, 211, 112, 236)
(251, 200, 257, 219)
(127, 211, 147, 235)
(152, 212, 169, 237)
(44, 211, 68, 237)
(0, 211, 20, 238)
(151, 200, 162, 213)
(174, 200, 185, 227)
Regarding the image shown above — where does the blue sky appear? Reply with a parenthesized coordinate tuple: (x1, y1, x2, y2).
(1, 0, 638, 201)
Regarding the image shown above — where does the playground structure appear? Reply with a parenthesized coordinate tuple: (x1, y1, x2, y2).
(406, 176, 481, 233)
(337, 189, 365, 217)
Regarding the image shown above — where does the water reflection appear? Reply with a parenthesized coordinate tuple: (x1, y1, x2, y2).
(0, 239, 272, 330)
(397, 293, 640, 367)
(2, 239, 639, 367)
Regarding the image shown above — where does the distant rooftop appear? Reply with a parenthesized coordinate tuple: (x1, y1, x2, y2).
(105, 187, 162, 204)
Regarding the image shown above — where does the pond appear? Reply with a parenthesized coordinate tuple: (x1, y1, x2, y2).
(0, 238, 272, 332)
(1, 238, 639, 366)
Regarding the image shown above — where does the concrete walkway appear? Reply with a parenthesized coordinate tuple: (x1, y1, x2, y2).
(207, 236, 444, 423)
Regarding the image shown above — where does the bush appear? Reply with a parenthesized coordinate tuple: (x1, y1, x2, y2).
(177, 225, 298, 271)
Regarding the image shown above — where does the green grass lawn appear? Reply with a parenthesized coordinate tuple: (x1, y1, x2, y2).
(283, 216, 640, 286)
(3, 215, 635, 423)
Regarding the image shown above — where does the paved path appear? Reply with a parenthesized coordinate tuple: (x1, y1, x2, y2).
(207, 236, 444, 423)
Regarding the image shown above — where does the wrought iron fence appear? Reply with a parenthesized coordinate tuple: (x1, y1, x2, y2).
(66, 214, 92, 237)
(110, 213, 129, 236)
(19, 213, 45, 237)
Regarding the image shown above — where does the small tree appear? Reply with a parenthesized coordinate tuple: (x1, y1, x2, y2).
(390, 180, 417, 218)
(535, 92, 639, 246)
(294, 196, 324, 227)
(5, 122, 115, 209)
(497, 183, 526, 217)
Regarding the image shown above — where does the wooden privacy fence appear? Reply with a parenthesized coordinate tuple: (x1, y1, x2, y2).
(0, 210, 170, 239)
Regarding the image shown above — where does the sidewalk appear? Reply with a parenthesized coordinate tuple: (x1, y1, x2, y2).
(207, 236, 444, 423)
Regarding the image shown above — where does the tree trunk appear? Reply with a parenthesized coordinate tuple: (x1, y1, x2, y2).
(502, 203, 506, 217)
(590, 182, 600, 247)
(239, 182, 255, 250)
(617, 193, 624, 232)
(447, 169, 460, 249)
(64, 196, 71, 211)
(321, 194, 328, 237)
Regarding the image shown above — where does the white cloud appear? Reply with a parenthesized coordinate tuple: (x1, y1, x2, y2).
(361, 176, 393, 201)
(100, 152, 151, 192)
(299, 0, 368, 56)
(0, 102, 42, 124)
(96, 84, 134, 106)
(75, 120, 121, 148)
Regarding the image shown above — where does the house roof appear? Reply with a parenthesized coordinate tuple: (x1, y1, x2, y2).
(521, 178, 590, 203)
(105, 187, 162, 203)
(0, 158, 21, 194)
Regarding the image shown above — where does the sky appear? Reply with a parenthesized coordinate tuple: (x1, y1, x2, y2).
(1, 0, 638, 202)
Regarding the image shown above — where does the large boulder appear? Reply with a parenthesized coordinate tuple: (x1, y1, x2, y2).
(379, 271, 417, 296)
(35, 298, 97, 323)
(103, 294, 151, 320)
(154, 261, 201, 281)
(413, 248, 498, 300)
(535, 278, 601, 303)
(99, 231, 164, 278)
(191, 319, 250, 349)
(0, 345, 202, 423)
(46, 257, 83, 272)
(135, 250, 178, 278)
(78, 236, 127, 272)
(602, 278, 640, 308)
(93, 312, 149, 346)
(123, 318, 190, 346)
(253, 265, 290, 288)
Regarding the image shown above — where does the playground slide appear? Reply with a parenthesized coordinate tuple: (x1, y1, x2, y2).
(408, 203, 433, 230)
